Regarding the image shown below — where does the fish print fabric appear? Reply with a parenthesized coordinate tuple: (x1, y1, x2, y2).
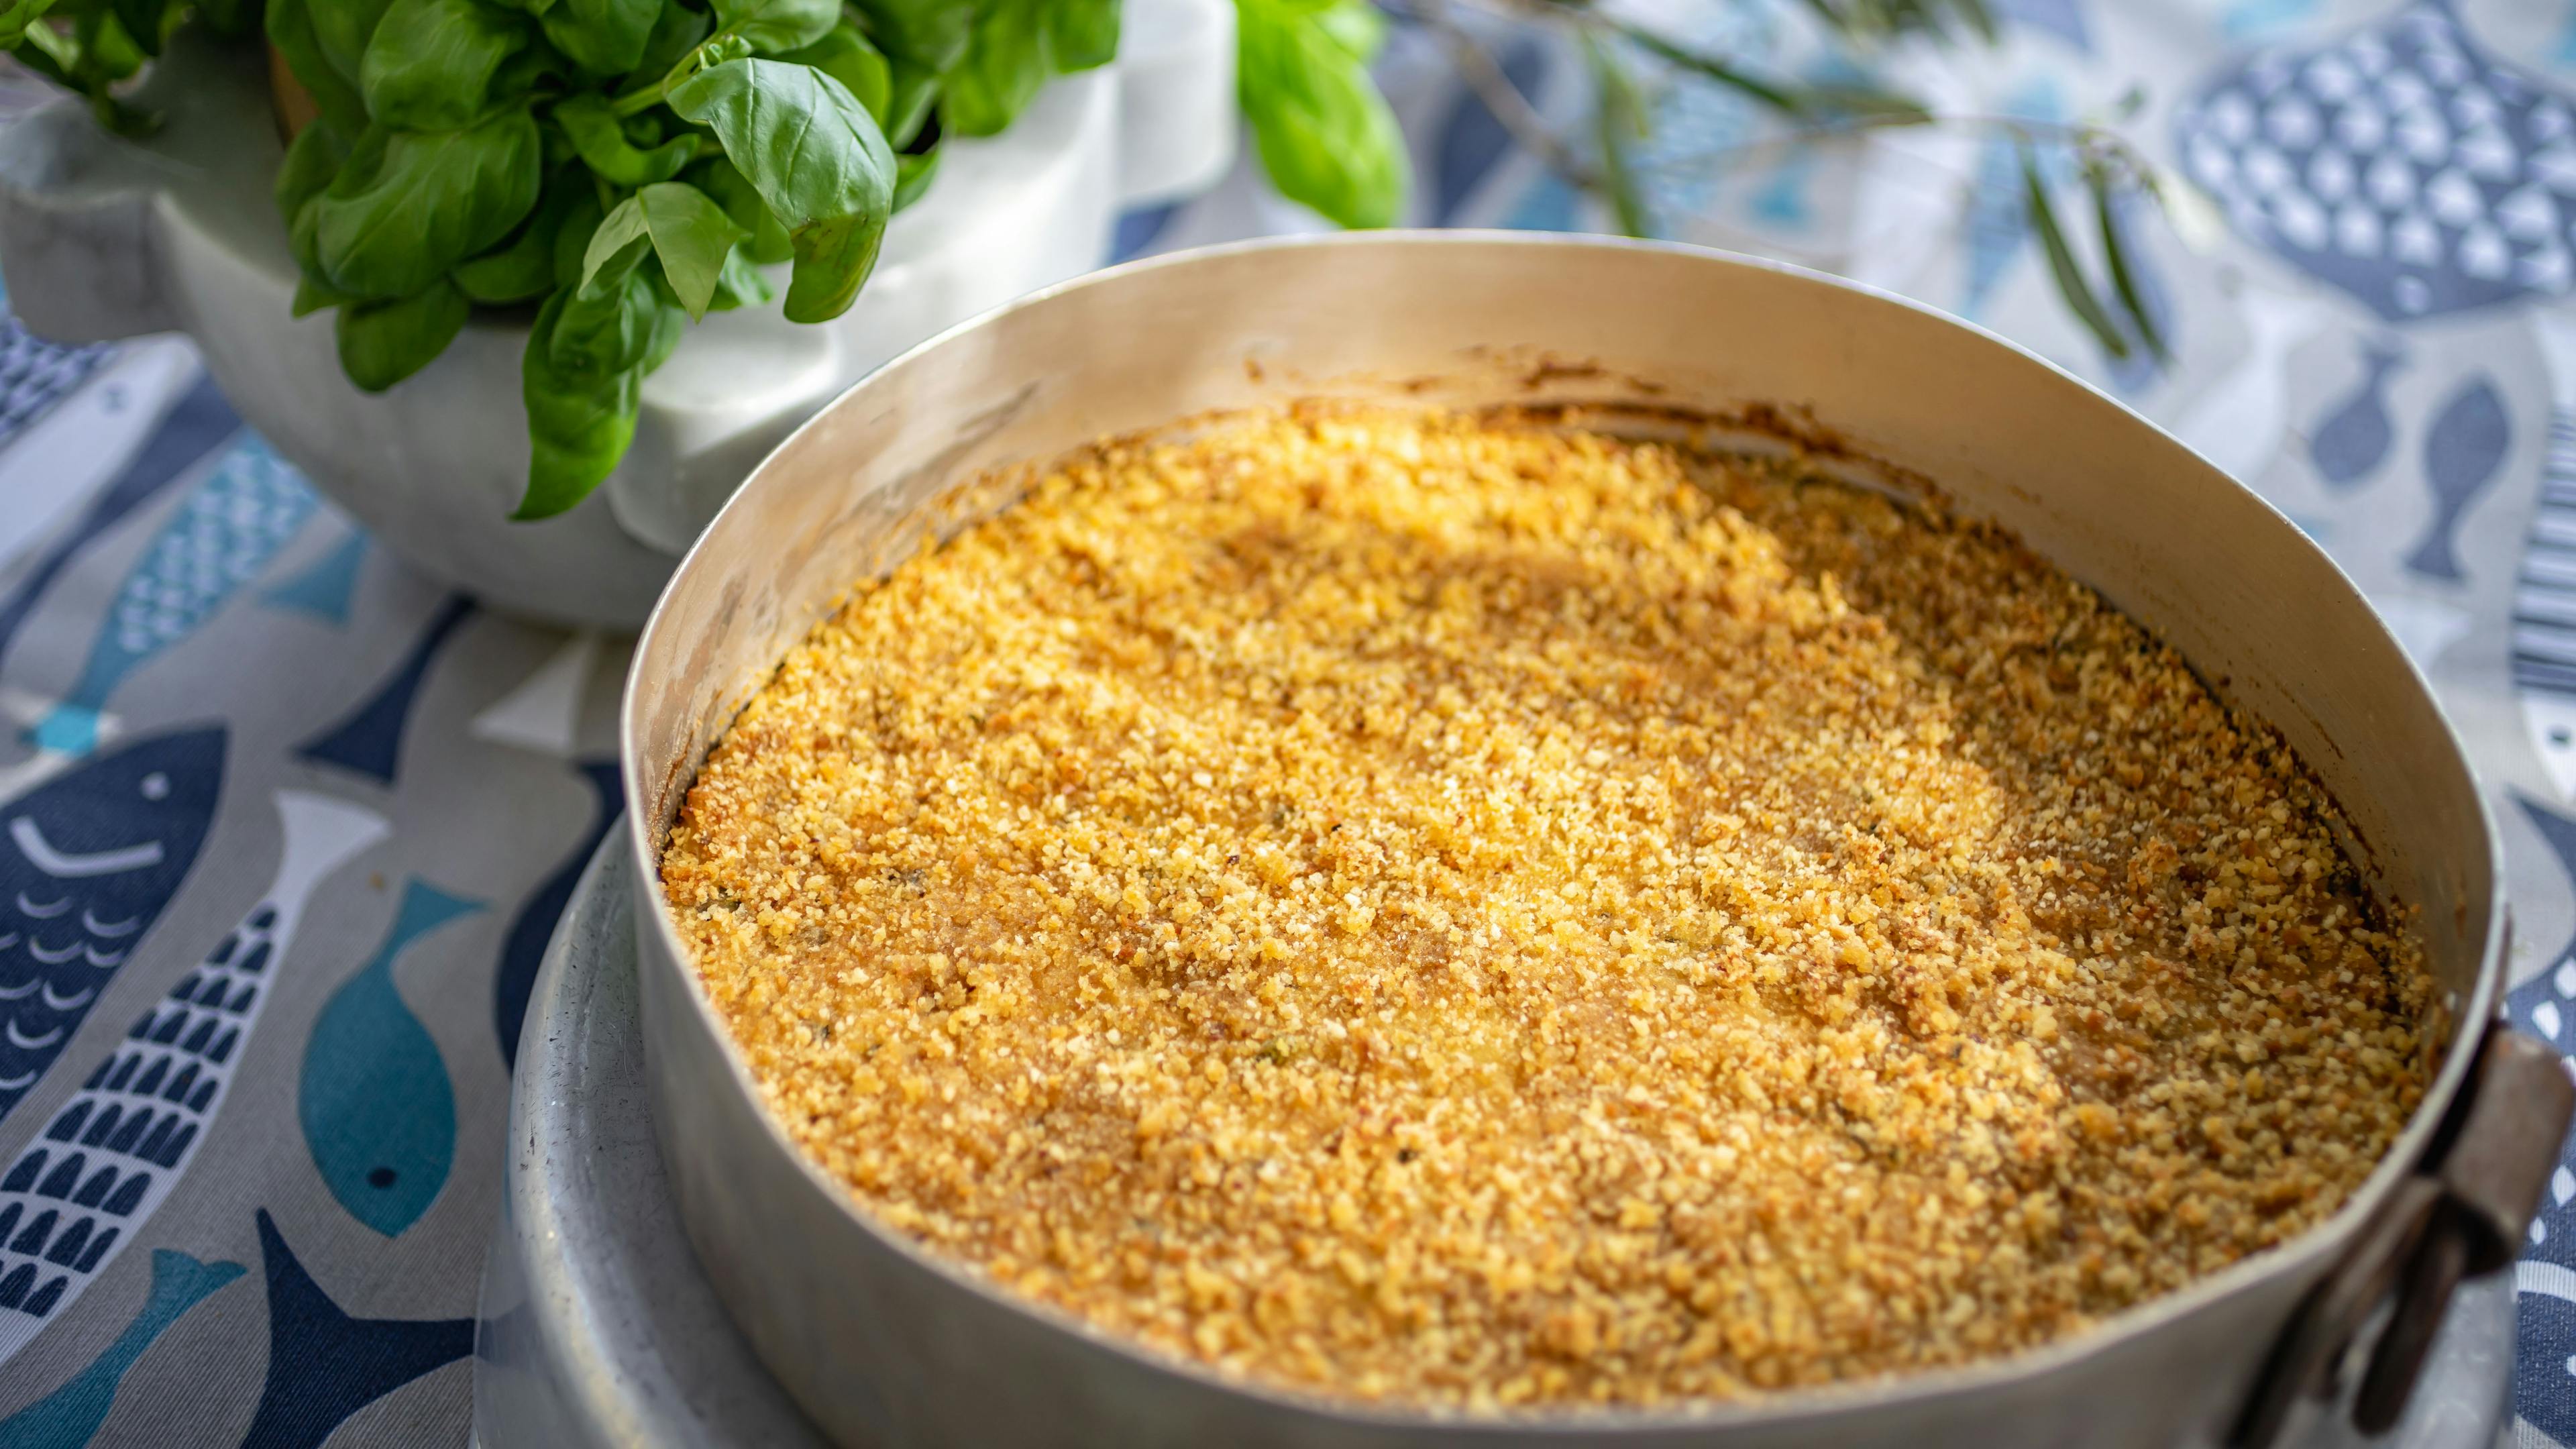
(5, 2, 2576, 1444)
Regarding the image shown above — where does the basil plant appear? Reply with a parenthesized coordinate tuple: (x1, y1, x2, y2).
(2, 0, 1404, 517)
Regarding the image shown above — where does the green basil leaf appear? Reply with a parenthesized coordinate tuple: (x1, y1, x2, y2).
(197, 0, 254, 36)
(782, 20, 889, 123)
(893, 142, 936, 211)
(553, 258, 663, 373)
(667, 58, 893, 323)
(454, 166, 583, 302)
(1046, 0, 1116, 72)
(336, 276, 470, 390)
(313, 107, 544, 298)
(637, 182, 747, 317)
(361, 0, 533, 131)
(1235, 0, 1405, 229)
(307, 0, 397, 86)
(1311, 0, 1379, 60)
(620, 0, 706, 88)
(0, 0, 59, 51)
(712, 0, 832, 54)
(553, 92, 695, 184)
(111, 0, 170, 57)
(578, 193, 655, 293)
(706, 244, 771, 310)
(517, 286, 642, 519)
(292, 272, 357, 316)
(692, 155, 792, 264)
(882, 55, 935, 146)
(580, 182, 743, 318)
(274, 115, 352, 221)
(551, 182, 608, 286)
(849, 0, 967, 70)
(537, 0, 655, 76)
(941, 0, 1045, 138)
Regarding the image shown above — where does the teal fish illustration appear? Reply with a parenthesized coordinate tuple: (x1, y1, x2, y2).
(259, 529, 369, 626)
(298, 881, 483, 1237)
(26, 437, 315, 759)
(0, 1248, 241, 1448)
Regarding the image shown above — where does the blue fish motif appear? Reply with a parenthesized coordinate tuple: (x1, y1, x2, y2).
(495, 761, 621, 1069)
(27, 436, 315, 759)
(2404, 371, 2512, 582)
(241, 1209, 473, 1449)
(2515, 406, 2576, 700)
(0, 1248, 241, 1448)
(1109, 203, 1181, 263)
(2176, 1, 2576, 323)
(0, 790, 384, 1365)
(259, 528, 370, 627)
(0, 727, 223, 1124)
(0, 373, 237, 677)
(294, 594, 474, 788)
(2308, 336, 2407, 487)
(300, 880, 483, 1237)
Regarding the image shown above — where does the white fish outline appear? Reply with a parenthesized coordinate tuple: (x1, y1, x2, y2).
(12, 894, 66, 920)
(38, 985, 91, 1012)
(0, 982, 35, 1002)
(26, 940, 78, 966)
(7, 818, 164, 879)
(4, 1020, 62, 1051)
(79, 910, 140, 938)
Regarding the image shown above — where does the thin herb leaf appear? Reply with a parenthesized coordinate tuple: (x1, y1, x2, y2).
(2090, 167, 2166, 363)
(1582, 33, 1651, 239)
(2019, 148, 2129, 362)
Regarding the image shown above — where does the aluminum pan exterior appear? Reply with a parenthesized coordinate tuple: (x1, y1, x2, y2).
(619, 233, 2505, 1449)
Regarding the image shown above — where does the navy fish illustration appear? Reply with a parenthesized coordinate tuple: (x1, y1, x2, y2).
(2403, 371, 2511, 582)
(2506, 795, 2576, 1440)
(24, 436, 314, 760)
(495, 761, 621, 1069)
(0, 726, 223, 1124)
(241, 1209, 472, 1449)
(0, 789, 384, 1365)
(300, 879, 484, 1237)
(2308, 336, 2406, 488)
(0, 373, 235, 675)
(0, 1248, 240, 1448)
(2175, 0, 2576, 324)
(295, 594, 474, 788)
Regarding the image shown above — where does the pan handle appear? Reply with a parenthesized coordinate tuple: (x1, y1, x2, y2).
(2230, 1013, 2574, 1448)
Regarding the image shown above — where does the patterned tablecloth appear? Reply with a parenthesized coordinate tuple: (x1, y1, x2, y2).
(1, 0, 2574, 1443)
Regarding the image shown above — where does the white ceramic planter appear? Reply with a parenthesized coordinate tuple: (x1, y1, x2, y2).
(0, 0, 1235, 627)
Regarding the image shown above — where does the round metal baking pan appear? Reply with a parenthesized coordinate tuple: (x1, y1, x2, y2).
(617, 233, 2569, 1448)
(464, 833, 2521, 1449)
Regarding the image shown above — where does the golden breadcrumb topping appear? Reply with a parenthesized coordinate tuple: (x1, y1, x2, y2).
(659, 403, 2435, 1411)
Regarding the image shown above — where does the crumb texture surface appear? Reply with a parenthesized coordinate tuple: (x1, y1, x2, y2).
(659, 404, 2434, 1410)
